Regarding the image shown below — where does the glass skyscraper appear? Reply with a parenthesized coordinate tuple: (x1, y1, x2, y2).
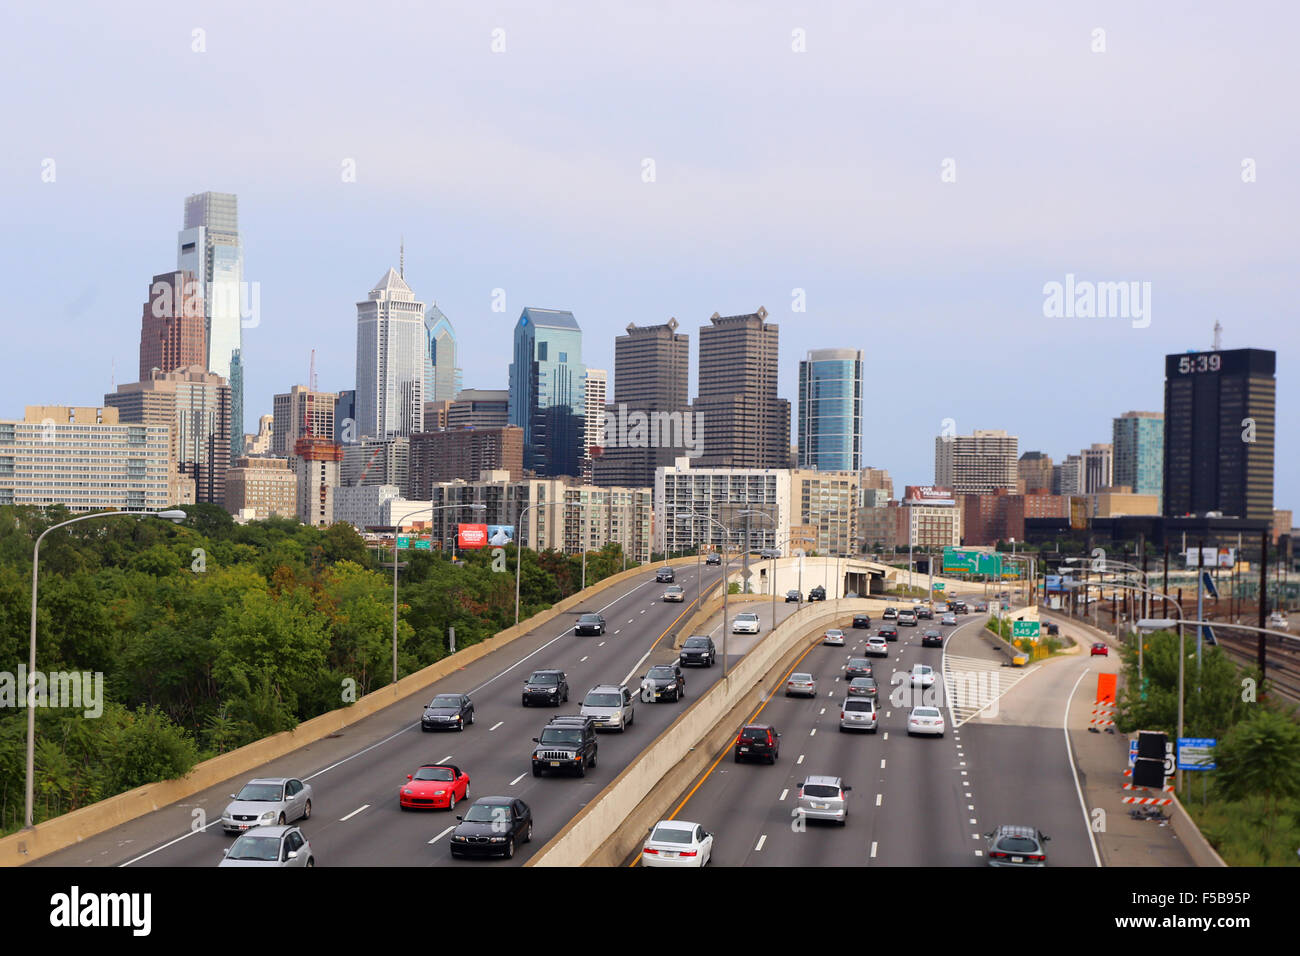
(509, 308, 586, 477)
(797, 348, 863, 471)
(355, 269, 426, 440)
(424, 304, 462, 403)
(1112, 411, 1163, 507)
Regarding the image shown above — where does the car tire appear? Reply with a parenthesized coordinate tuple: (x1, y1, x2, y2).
(306, 857, 315, 867)
(734, 751, 741, 763)
(302, 800, 311, 820)
(399, 801, 408, 811)
(457, 719, 466, 731)
(468, 710, 475, 725)
(575, 758, 585, 778)
(532, 766, 542, 777)
(590, 749, 597, 769)
(421, 725, 430, 732)
(278, 813, 286, 825)
(504, 838, 515, 860)
(448, 794, 456, 812)
(522, 698, 529, 707)
(839, 818, 847, 827)
(450, 849, 461, 859)
(524, 821, 533, 843)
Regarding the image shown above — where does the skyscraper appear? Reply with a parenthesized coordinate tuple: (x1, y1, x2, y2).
(424, 303, 462, 403)
(138, 271, 206, 381)
(1163, 348, 1275, 520)
(1017, 451, 1053, 493)
(934, 429, 1018, 495)
(582, 368, 607, 480)
(694, 308, 790, 469)
(1113, 411, 1163, 507)
(797, 348, 863, 472)
(356, 268, 426, 440)
(272, 385, 339, 457)
(509, 308, 587, 478)
(1081, 442, 1113, 494)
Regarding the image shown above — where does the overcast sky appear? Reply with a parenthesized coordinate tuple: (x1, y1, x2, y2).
(3, 2, 1295, 506)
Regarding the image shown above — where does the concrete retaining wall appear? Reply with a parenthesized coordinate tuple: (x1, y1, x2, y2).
(1167, 795, 1229, 867)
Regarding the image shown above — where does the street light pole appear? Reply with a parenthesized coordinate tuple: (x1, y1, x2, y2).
(514, 499, 582, 626)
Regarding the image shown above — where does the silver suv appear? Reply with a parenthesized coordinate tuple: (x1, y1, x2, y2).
(839, 697, 878, 732)
(580, 684, 636, 732)
(795, 775, 851, 826)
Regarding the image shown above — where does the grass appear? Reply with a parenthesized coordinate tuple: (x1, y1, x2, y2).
(1184, 791, 1300, 866)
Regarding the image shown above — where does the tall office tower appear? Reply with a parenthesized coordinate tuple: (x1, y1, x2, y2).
(1017, 451, 1053, 493)
(593, 319, 691, 489)
(272, 385, 339, 457)
(508, 308, 587, 478)
(424, 303, 462, 402)
(177, 192, 243, 454)
(1163, 348, 1275, 520)
(694, 308, 790, 469)
(447, 389, 510, 428)
(228, 350, 243, 459)
(1112, 411, 1164, 508)
(797, 348, 863, 472)
(1081, 442, 1113, 494)
(581, 368, 607, 480)
(138, 270, 206, 381)
(356, 268, 426, 440)
(334, 390, 356, 444)
(933, 429, 1018, 495)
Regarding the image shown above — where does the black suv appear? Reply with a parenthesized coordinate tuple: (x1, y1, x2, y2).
(852, 613, 871, 629)
(641, 662, 685, 702)
(679, 635, 716, 667)
(734, 724, 780, 764)
(522, 669, 569, 707)
(574, 613, 605, 635)
(882, 607, 898, 620)
(808, 585, 827, 601)
(656, 567, 675, 583)
(531, 715, 598, 777)
(785, 590, 802, 603)
(952, 601, 968, 614)
(705, 553, 721, 566)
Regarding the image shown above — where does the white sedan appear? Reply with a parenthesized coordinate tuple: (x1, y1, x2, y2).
(732, 612, 761, 634)
(907, 706, 946, 737)
(910, 664, 936, 688)
(641, 820, 713, 867)
(864, 636, 889, 657)
(822, 629, 846, 646)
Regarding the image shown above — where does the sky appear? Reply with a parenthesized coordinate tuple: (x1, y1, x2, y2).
(2, 1, 1295, 505)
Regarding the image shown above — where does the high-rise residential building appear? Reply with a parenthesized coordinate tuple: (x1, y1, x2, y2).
(791, 468, 859, 555)
(424, 303, 462, 403)
(272, 385, 339, 458)
(694, 309, 790, 469)
(409, 427, 523, 493)
(1113, 411, 1164, 509)
(0, 406, 173, 512)
(593, 319, 692, 489)
(1055, 454, 1083, 495)
(105, 366, 232, 505)
(797, 348, 863, 472)
(176, 191, 244, 458)
(508, 308, 587, 478)
(447, 389, 510, 429)
(1017, 451, 1053, 493)
(225, 456, 297, 521)
(1081, 443, 1113, 494)
(295, 440, 343, 527)
(341, 437, 411, 496)
(333, 483, 404, 531)
(138, 271, 206, 381)
(655, 458, 791, 556)
(582, 368, 607, 480)
(334, 390, 356, 445)
(934, 429, 1018, 495)
(356, 268, 426, 440)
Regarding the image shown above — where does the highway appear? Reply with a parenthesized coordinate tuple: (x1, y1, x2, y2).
(33, 561, 814, 867)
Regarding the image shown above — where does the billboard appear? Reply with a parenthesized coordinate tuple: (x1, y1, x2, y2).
(488, 525, 515, 546)
(458, 523, 489, 549)
(1185, 547, 1234, 568)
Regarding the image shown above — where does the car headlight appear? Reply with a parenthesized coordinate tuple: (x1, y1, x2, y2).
(403, 789, 413, 795)
(548, 687, 558, 694)
(452, 835, 467, 842)
(434, 790, 446, 796)
(261, 810, 277, 821)
(490, 836, 506, 842)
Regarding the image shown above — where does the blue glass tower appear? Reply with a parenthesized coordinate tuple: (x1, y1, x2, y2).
(797, 348, 863, 471)
(509, 308, 586, 477)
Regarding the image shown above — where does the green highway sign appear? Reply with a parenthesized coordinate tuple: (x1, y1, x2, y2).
(413, 539, 432, 551)
(1012, 620, 1040, 639)
(396, 535, 411, 550)
(933, 583, 945, 590)
(943, 548, 977, 573)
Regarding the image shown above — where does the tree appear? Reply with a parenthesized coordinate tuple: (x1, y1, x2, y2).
(1214, 707, 1300, 848)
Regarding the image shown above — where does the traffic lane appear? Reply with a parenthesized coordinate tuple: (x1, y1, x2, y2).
(706, 599, 807, 663)
(38, 563, 718, 867)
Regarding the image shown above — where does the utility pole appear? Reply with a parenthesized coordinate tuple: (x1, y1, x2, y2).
(1258, 529, 1268, 682)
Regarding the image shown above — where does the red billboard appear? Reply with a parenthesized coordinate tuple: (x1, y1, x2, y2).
(458, 523, 489, 549)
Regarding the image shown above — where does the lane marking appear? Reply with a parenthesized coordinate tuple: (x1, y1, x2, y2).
(429, 826, 455, 844)
(780, 789, 788, 801)
(598, 641, 606, 647)
(754, 834, 767, 852)
(489, 721, 503, 731)
(970, 818, 977, 824)
(580, 655, 589, 662)
(880, 758, 886, 769)
(510, 773, 527, 785)
(796, 754, 805, 765)
(870, 841, 878, 858)
(339, 804, 370, 822)
(437, 755, 453, 764)
(875, 793, 882, 806)
(882, 732, 888, 740)
(1063, 663, 1104, 868)
(809, 728, 816, 737)
(819, 707, 825, 715)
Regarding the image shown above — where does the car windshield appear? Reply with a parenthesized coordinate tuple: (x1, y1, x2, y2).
(741, 727, 770, 740)
(650, 825, 693, 844)
(851, 679, 873, 688)
(791, 674, 812, 682)
(584, 692, 622, 707)
(227, 835, 282, 861)
(997, 836, 1039, 853)
(684, 638, 710, 648)
(413, 767, 454, 782)
(235, 783, 283, 802)
(849, 658, 870, 667)
(914, 666, 931, 675)
(540, 728, 582, 745)
(738, 614, 758, 621)
(666, 587, 682, 592)
(843, 699, 873, 712)
(803, 784, 841, 798)
(463, 803, 510, 823)
(826, 630, 843, 636)
(430, 695, 461, 708)
(914, 708, 941, 718)
(869, 638, 886, 644)
(648, 666, 675, 679)
(579, 615, 601, 623)
(529, 673, 559, 686)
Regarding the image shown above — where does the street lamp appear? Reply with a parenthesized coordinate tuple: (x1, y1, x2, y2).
(677, 511, 749, 681)
(25, 508, 187, 830)
(392, 502, 486, 684)
(514, 499, 583, 626)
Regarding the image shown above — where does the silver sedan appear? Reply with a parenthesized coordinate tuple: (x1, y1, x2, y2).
(785, 672, 817, 697)
(221, 777, 313, 833)
(219, 826, 314, 867)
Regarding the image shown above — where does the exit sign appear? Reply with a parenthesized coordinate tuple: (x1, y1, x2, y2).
(933, 583, 945, 590)
(1012, 620, 1040, 639)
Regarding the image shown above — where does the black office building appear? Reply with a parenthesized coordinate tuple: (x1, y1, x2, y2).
(1163, 348, 1275, 522)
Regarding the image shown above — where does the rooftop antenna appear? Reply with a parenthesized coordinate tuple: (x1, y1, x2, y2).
(399, 237, 404, 279)
(1212, 320, 1222, 351)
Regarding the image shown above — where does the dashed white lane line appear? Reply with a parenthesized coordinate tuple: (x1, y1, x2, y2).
(615, 630, 621, 634)
(640, 609, 646, 614)
(627, 619, 634, 624)
(960, 761, 966, 766)
(971, 834, 980, 840)
(809, 728, 817, 737)
(875, 793, 883, 807)
(780, 789, 789, 801)
(755, 834, 767, 852)
(797, 754, 805, 765)
(870, 841, 878, 858)
(339, 804, 370, 822)
(968, 804, 975, 810)
(510, 773, 527, 785)
(970, 818, 977, 824)
(975, 850, 984, 857)
(960, 770, 967, 776)
(882, 732, 888, 740)
(819, 707, 826, 715)
(885, 711, 891, 719)
(580, 656, 589, 662)
(489, 721, 503, 731)
(437, 755, 453, 764)
(598, 641, 606, 647)
(880, 758, 886, 769)
(429, 826, 455, 844)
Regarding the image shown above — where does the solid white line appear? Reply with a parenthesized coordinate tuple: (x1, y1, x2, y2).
(870, 841, 878, 858)
(339, 804, 370, 822)
(489, 721, 503, 731)
(510, 772, 527, 785)
(780, 789, 789, 801)
(1064, 663, 1104, 868)
(429, 825, 455, 844)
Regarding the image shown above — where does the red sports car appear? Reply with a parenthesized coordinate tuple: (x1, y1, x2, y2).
(1090, 643, 1109, 657)
(399, 764, 470, 811)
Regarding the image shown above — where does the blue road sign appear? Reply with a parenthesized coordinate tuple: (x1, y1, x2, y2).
(1178, 737, 1217, 771)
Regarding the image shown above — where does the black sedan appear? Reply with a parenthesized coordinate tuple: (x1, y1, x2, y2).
(421, 693, 475, 731)
(921, 629, 944, 648)
(785, 590, 802, 603)
(878, 625, 899, 642)
(705, 554, 721, 566)
(852, 613, 871, 629)
(641, 663, 686, 702)
(574, 613, 606, 635)
(655, 567, 676, 583)
(808, 586, 827, 601)
(844, 657, 874, 681)
(449, 796, 533, 859)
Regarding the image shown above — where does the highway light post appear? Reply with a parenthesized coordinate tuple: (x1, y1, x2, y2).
(514, 499, 583, 627)
(678, 511, 757, 681)
(26, 508, 187, 830)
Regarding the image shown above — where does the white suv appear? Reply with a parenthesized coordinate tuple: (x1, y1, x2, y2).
(732, 612, 761, 634)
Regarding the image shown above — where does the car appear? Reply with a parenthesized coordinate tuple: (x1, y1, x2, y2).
(522, 669, 569, 706)
(839, 697, 878, 732)
(822, 628, 846, 646)
(795, 775, 851, 825)
(785, 672, 817, 697)
(785, 589, 802, 603)
(941, 613, 958, 626)
(1091, 642, 1109, 657)
(882, 607, 898, 620)
(846, 676, 878, 700)
(641, 820, 714, 867)
(984, 824, 1050, 866)
(219, 826, 313, 867)
(934, 603, 950, 614)
(759, 548, 781, 559)
(421, 693, 475, 731)
(907, 706, 946, 736)
(974, 601, 988, 612)
(921, 629, 944, 648)
(656, 567, 676, 583)
(400, 764, 470, 811)
(531, 715, 598, 776)
(705, 553, 721, 566)
(580, 684, 636, 731)
(1045, 622, 1060, 636)
(911, 598, 922, 604)
(641, 662, 686, 701)
(732, 612, 761, 634)
(897, 609, 917, 627)
(844, 657, 873, 680)
(221, 778, 312, 834)
(952, 601, 968, 614)
(734, 723, 780, 763)
(910, 664, 936, 688)
(574, 613, 606, 635)
(878, 625, 899, 642)
(449, 796, 533, 859)
(852, 613, 871, 629)
(663, 585, 686, 603)
(679, 635, 717, 667)
(917, 606, 934, 620)
(864, 636, 889, 657)
(808, 585, 827, 601)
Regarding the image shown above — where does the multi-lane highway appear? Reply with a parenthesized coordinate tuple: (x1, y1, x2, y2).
(33, 561, 817, 868)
